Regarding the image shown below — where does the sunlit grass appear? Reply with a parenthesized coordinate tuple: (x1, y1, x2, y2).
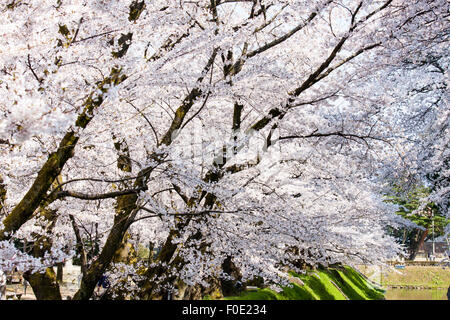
(224, 266, 385, 300)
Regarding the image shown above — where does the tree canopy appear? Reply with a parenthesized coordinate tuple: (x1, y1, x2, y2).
(0, 0, 448, 299)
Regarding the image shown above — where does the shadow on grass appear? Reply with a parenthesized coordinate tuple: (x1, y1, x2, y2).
(224, 266, 385, 300)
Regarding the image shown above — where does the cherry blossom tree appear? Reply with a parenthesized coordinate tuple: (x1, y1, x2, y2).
(0, 0, 448, 299)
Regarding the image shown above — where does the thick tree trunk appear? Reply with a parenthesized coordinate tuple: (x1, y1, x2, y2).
(24, 268, 62, 300)
(24, 207, 63, 300)
(409, 228, 429, 261)
(177, 277, 224, 300)
(56, 263, 64, 284)
(220, 256, 243, 297)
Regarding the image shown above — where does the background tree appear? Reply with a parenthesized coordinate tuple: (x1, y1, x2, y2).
(386, 185, 450, 260)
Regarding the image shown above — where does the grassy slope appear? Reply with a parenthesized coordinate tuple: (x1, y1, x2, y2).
(225, 266, 385, 300)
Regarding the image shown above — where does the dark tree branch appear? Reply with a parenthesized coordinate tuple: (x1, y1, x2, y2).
(26, 54, 43, 84)
(51, 187, 147, 201)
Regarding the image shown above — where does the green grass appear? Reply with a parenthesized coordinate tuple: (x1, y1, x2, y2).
(340, 266, 385, 299)
(225, 266, 385, 300)
(323, 267, 384, 300)
(310, 270, 348, 300)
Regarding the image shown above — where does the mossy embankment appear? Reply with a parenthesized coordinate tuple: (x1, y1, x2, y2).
(224, 266, 385, 300)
